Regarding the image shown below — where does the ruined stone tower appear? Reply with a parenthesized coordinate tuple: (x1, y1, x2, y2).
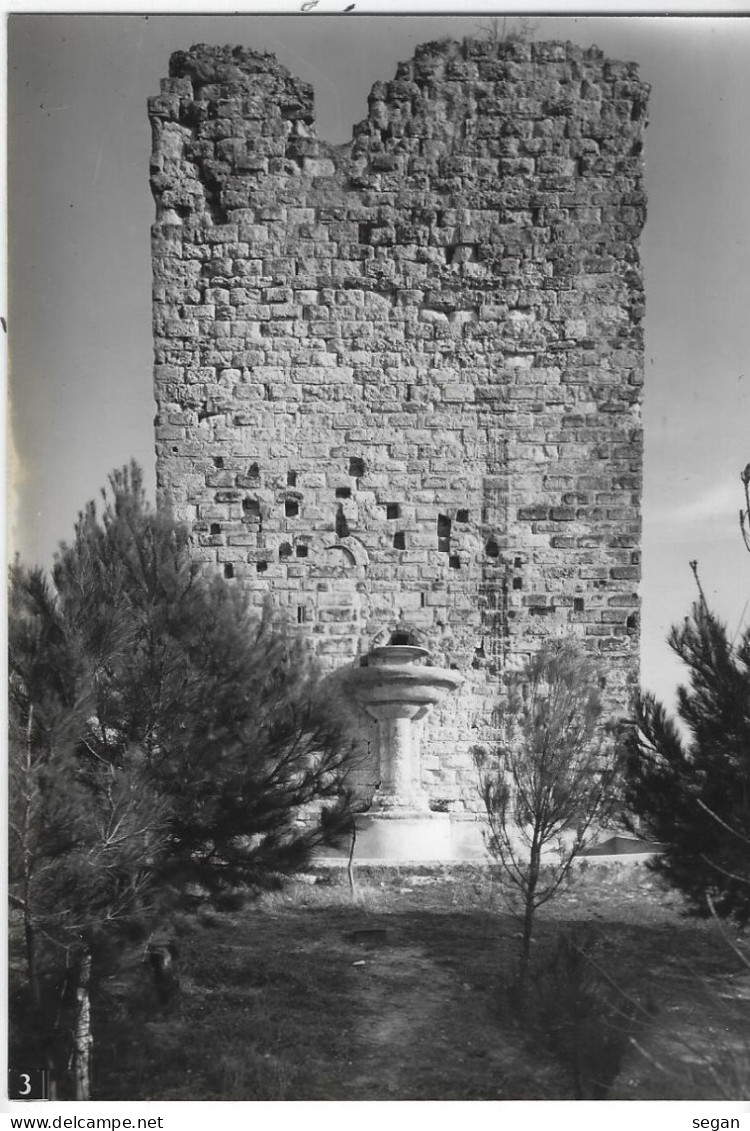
(149, 37, 648, 821)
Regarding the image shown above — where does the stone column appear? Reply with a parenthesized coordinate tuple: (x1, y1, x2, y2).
(364, 703, 431, 813)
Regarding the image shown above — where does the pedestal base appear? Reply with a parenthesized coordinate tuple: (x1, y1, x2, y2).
(354, 811, 452, 862)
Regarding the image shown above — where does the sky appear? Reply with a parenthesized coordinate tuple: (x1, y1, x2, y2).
(6, 10, 750, 711)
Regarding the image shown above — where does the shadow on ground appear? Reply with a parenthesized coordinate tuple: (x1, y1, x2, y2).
(57, 870, 750, 1100)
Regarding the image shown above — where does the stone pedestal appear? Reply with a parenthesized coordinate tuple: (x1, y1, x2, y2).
(367, 707, 430, 813)
(341, 646, 462, 860)
(354, 811, 452, 862)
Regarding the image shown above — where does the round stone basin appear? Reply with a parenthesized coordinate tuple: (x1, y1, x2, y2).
(366, 645, 429, 667)
(344, 656, 462, 714)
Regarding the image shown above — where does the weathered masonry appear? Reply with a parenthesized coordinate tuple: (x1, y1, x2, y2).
(149, 37, 648, 817)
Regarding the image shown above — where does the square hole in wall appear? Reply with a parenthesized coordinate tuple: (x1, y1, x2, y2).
(214, 456, 225, 469)
(449, 555, 461, 569)
(256, 561, 268, 573)
(512, 577, 523, 590)
(336, 487, 351, 499)
(279, 543, 292, 560)
(287, 471, 297, 486)
(224, 563, 234, 579)
(393, 531, 406, 550)
(349, 457, 365, 478)
(574, 597, 585, 612)
(285, 499, 299, 518)
(386, 503, 399, 519)
(456, 509, 469, 523)
(210, 523, 221, 535)
(296, 545, 309, 558)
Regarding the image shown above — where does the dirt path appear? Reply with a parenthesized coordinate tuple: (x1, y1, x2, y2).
(88, 873, 750, 1100)
(336, 937, 530, 1100)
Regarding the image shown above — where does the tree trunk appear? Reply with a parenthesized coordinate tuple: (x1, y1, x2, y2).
(347, 816, 357, 898)
(74, 950, 92, 1101)
(519, 837, 542, 994)
(22, 704, 41, 1009)
(24, 909, 41, 1010)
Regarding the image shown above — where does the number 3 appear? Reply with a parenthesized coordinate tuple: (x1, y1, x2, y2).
(19, 1074, 32, 1096)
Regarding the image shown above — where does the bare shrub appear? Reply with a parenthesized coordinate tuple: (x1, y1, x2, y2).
(518, 924, 655, 1099)
(475, 638, 621, 990)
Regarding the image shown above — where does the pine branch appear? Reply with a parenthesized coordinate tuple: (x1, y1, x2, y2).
(696, 799, 750, 848)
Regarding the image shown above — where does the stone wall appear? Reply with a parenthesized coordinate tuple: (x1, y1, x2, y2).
(149, 37, 648, 812)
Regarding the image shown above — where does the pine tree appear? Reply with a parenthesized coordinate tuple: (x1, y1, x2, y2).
(45, 463, 357, 891)
(9, 463, 357, 1095)
(624, 590, 750, 924)
(9, 563, 169, 1097)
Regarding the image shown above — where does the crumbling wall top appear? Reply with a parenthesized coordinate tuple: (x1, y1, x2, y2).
(166, 43, 315, 121)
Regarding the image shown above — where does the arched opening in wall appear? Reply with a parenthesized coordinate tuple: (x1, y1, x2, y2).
(325, 544, 357, 568)
(308, 542, 368, 662)
(389, 630, 416, 646)
(371, 623, 426, 650)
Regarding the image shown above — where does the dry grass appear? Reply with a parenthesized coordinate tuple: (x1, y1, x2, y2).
(12, 862, 750, 1101)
